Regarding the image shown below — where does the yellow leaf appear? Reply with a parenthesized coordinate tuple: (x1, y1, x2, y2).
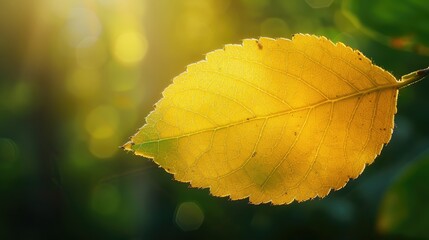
(124, 34, 426, 205)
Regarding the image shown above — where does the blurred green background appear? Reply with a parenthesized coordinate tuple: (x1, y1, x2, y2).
(1, 0, 429, 239)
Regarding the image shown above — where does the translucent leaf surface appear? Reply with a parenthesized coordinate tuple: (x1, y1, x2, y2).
(124, 34, 415, 204)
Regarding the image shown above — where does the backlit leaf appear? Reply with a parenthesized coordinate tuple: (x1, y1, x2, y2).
(124, 34, 425, 205)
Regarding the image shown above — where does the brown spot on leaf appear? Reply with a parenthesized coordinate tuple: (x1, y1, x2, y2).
(257, 40, 263, 50)
(417, 67, 429, 77)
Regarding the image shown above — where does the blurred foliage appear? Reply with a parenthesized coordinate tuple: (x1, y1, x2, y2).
(377, 153, 429, 239)
(343, 0, 429, 55)
(0, 0, 428, 239)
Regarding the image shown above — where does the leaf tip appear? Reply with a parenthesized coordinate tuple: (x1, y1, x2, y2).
(121, 141, 135, 152)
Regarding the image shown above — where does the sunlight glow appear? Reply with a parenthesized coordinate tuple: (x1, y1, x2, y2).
(113, 31, 147, 65)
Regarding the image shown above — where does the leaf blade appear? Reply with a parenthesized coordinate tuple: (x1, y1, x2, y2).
(125, 34, 399, 204)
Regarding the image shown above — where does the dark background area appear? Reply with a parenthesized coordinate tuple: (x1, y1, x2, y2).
(1, 0, 429, 239)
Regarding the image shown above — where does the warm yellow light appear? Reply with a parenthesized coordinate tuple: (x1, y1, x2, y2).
(76, 37, 107, 69)
(113, 31, 147, 65)
(66, 68, 100, 98)
(260, 18, 290, 37)
(85, 105, 119, 139)
(89, 138, 118, 159)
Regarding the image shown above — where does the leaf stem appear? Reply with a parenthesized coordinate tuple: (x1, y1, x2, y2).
(398, 66, 429, 88)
